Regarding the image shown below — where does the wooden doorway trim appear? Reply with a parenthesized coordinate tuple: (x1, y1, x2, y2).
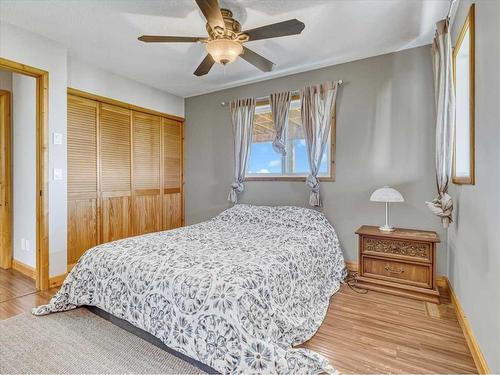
(0, 90, 12, 269)
(0, 57, 49, 290)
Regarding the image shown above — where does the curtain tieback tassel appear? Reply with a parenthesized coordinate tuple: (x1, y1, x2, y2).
(228, 182, 244, 204)
(306, 175, 320, 192)
(425, 192, 453, 227)
(306, 175, 321, 207)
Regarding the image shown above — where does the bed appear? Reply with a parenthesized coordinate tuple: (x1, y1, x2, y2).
(34, 204, 347, 374)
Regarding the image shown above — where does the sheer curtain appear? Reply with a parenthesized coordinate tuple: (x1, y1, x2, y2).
(228, 98, 256, 204)
(426, 19, 455, 228)
(270, 91, 292, 155)
(300, 81, 339, 207)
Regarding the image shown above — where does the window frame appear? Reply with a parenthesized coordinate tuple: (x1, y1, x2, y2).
(245, 96, 336, 182)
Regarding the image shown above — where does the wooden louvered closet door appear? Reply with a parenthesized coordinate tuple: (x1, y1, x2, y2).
(67, 95, 99, 268)
(99, 104, 132, 242)
(132, 112, 162, 235)
(163, 118, 183, 229)
(67, 91, 184, 268)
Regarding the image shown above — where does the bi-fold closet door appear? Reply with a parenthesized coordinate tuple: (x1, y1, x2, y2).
(67, 95, 99, 268)
(132, 111, 162, 235)
(67, 94, 183, 269)
(100, 103, 132, 243)
(162, 118, 183, 229)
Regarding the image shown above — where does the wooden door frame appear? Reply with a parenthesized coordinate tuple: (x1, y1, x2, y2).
(0, 90, 12, 269)
(0, 57, 50, 290)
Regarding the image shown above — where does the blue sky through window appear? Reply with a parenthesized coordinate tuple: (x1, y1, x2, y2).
(247, 139, 328, 175)
(293, 139, 329, 174)
(248, 142, 281, 174)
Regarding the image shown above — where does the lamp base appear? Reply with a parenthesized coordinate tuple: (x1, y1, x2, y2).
(379, 225, 395, 232)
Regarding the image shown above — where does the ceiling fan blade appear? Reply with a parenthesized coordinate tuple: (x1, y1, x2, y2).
(138, 35, 203, 43)
(240, 47, 274, 72)
(195, 0, 225, 30)
(242, 19, 305, 41)
(194, 54, 215, 76)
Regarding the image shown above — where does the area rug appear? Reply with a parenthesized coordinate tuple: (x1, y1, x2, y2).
(0, 308, 206, 374)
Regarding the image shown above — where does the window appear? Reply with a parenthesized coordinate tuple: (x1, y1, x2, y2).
(246, 97, 334, 180)
(452, 4, 475, 185)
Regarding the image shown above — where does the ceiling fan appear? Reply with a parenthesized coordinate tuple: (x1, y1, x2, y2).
(138, 0, 305, 76)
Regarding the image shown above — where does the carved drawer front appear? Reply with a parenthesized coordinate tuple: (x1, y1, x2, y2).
(362, 257, 432, 288)
(362, 237, 431, 263)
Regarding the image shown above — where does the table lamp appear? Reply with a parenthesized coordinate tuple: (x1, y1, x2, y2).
(370, 186, 404, 232)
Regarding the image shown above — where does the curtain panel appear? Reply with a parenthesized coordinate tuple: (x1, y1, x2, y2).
(270, 91, 292, 155)
(426, 19, 455, 228)
(228, 98, 256, 203)
(300, 81, 339, 207)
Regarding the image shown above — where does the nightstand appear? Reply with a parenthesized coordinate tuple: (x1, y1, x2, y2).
(355, 225, 440, 303)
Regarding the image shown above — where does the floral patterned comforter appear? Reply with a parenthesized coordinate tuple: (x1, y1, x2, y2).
(34, 204, 347, 374)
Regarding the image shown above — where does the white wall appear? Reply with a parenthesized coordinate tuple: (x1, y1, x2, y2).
(0, 21, 68, 277)
(12, 73, 37, 267)
(68, 58, 184, 117)
(0, 69, 37, 268)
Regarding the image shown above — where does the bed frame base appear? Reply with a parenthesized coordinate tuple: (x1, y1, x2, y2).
(86, 306, 218, 374)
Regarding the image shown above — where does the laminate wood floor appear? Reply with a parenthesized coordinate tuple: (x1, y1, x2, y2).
(0, 268, 37, 302)
(0, 268, 476, 374)
(301, 282, 477, 374)
(0, 268, 57, 320)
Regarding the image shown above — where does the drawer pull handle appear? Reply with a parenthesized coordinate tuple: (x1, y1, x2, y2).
(384, 265, 405, 274)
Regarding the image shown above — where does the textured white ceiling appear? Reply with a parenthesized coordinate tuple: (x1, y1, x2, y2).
(0, 0, 449, 97)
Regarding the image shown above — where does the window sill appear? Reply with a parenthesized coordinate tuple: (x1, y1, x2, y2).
(245, 176, 335, 182)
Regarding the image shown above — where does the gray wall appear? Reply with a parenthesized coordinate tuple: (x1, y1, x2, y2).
(0, 70, 12, 90)
(185, 45, 448, 274)
(448, 0, 500, 372)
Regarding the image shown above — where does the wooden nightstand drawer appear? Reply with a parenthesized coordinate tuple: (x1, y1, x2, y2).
(362, 237, 432, 263)
(362, 256, 432, 288)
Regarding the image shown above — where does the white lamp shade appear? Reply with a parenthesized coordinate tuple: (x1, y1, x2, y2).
(370, 186, 404, 202)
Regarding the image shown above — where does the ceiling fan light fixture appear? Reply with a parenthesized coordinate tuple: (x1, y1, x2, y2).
(206, 39, 243, 65)
(139, 1, 305, 76)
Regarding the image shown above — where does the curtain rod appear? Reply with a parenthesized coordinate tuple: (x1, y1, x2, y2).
(220, 79, 343, 107)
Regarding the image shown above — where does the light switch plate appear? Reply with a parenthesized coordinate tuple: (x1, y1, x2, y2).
(53, 132, 63, 145)
(53, 168, 63, 180)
